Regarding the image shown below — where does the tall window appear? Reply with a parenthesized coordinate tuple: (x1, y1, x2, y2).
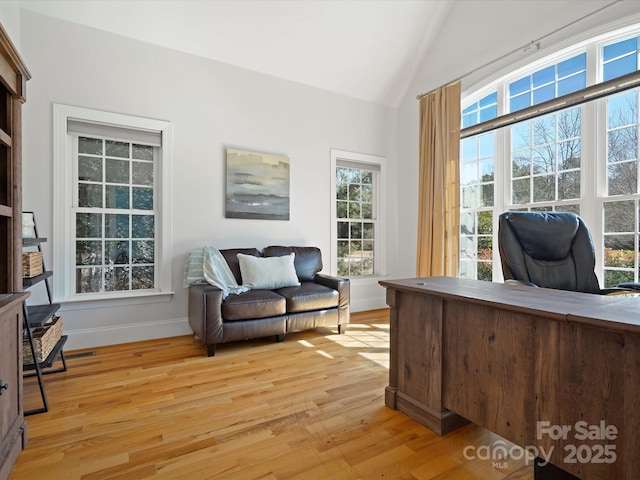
(331, 149, 386, 278)
(75, 136, 156, 293)
(460, 132, 495, 281)
(53, 105, 173, 301)
(604, 89, 640, 286)
(460, 27, 640, 288)
(510, 108, 581, 210)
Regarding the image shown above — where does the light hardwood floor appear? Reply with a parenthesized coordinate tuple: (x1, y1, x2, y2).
(11, 309, 534, 480)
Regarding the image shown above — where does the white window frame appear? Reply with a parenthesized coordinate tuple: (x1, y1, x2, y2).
(460, 131, 498, 282)
(330, 149, 387, 279)
(52, 104, 173, 302)
(461, 22, 640, 288)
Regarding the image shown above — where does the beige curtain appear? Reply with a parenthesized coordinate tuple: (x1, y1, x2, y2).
(416, 81, 461, 277)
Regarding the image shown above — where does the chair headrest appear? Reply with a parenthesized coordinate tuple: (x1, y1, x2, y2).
(502, 212, 579, 261)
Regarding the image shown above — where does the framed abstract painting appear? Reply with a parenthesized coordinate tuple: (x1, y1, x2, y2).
(225, 148, 290, 220)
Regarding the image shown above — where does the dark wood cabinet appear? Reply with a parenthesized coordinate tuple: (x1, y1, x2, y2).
(0, 21, 31, 480)
(0, 292, 29, 480)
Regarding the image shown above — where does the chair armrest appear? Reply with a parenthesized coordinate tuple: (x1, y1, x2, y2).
(505, 279, 538, 288)
(188, 284, 224, 344)
(601, 283, 640, 295)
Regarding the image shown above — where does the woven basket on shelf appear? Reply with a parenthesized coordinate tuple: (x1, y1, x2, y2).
(22, 252, 43, 278)
(23, 316, 63, 365)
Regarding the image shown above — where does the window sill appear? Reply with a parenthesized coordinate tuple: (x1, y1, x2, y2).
(56, 290, 175, 311)
(344, 275, 389, 285)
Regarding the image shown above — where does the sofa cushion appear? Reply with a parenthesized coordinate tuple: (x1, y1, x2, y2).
(220, 248, 261, 284)
(263, 246, 323, 282)
(275, 282, 339, 313)
(222, 289, 286, 321)
(237, 252, 301, 289)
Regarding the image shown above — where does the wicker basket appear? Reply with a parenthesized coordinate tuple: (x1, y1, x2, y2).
(22, 252, 43, 278)
(23, 316, 63, 365)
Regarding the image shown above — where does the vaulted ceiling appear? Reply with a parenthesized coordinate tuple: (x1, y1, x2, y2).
(18, 0, 453, 107)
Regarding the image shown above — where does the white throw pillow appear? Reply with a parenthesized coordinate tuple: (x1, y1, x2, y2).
(237, 252, 301, 289)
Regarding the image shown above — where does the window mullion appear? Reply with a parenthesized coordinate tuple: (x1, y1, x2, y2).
(493, 125, 509, 282)
(583, 100, 603, 280)
(586, 42, 599, 86)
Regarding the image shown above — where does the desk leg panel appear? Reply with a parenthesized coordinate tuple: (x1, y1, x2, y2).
(395, 391, 468, 436)
(535, 322, 635, 479)
(442, 301, 538, 446)
(386, 288, 399, 396)
(386, 290, 466, 435)
(395, 291, 444, 409)
(623, 334, 640, 478)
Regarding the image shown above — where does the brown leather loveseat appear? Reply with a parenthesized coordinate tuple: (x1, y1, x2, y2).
(188, 246, 350, 356)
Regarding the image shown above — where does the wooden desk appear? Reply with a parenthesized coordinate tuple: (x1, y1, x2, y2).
(379, 277, 639, 479)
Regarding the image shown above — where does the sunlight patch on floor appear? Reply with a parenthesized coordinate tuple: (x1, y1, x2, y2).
(358, 352, 389, 369)
(323, 322, 391, 369)
(296, 322, 389, 367)
(371, 323, 389, 330)
(315, 350, 334, 359)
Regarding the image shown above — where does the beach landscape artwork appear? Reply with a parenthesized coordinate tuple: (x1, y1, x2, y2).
(225, 148, 290, 220)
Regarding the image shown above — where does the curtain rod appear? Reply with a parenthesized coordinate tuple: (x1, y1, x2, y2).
(416, 0, 623, 101)
(460, 68, 640, 139)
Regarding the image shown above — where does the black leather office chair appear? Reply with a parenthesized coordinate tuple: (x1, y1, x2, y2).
(498, 211, 640, 294)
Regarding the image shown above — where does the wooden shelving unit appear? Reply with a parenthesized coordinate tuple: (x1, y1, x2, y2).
(22, 214, 67, 416)
(0, 21, 31, 480)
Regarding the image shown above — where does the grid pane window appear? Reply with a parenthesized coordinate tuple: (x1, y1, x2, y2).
(604, 89, 640, 287)
(603, 36, 638, 81)
(460, 210, 494, 281)
(510, 108, 581, 206)
(462, 92, 497, 128)
(508, 53, 586, 113)
(460, 132, 495, 280)
(75, 136, 155, 293)
(607, 90, 639, 196)
(460, 26, 640, 289)
(603, 200, 639, 287)
(336, 166, 376, 277)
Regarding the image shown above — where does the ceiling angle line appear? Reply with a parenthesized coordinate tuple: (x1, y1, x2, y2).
(416, 0, 623, 101)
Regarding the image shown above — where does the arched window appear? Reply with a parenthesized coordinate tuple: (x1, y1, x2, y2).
(460, 26, 640, 287)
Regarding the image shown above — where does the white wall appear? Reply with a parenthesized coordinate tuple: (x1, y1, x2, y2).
(20, 10, 397, 349)
(395, 0, 640, 280)
(0, 1, 21, 51)
(24, 1, 639, 350)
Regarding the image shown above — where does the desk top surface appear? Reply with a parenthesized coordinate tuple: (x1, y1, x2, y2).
(380, 276, 639, 335)
(568, 294, 640, 331)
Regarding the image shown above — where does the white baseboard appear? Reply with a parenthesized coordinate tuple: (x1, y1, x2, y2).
(64, 317, 193, 351)
(63, 299, 388, 351)
(350, 296, 388, 313)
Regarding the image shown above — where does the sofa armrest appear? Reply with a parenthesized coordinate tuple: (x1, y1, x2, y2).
(314, 273, 349, 298)
(188, 284, 225, 345)
(314, 273, 350, 325)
